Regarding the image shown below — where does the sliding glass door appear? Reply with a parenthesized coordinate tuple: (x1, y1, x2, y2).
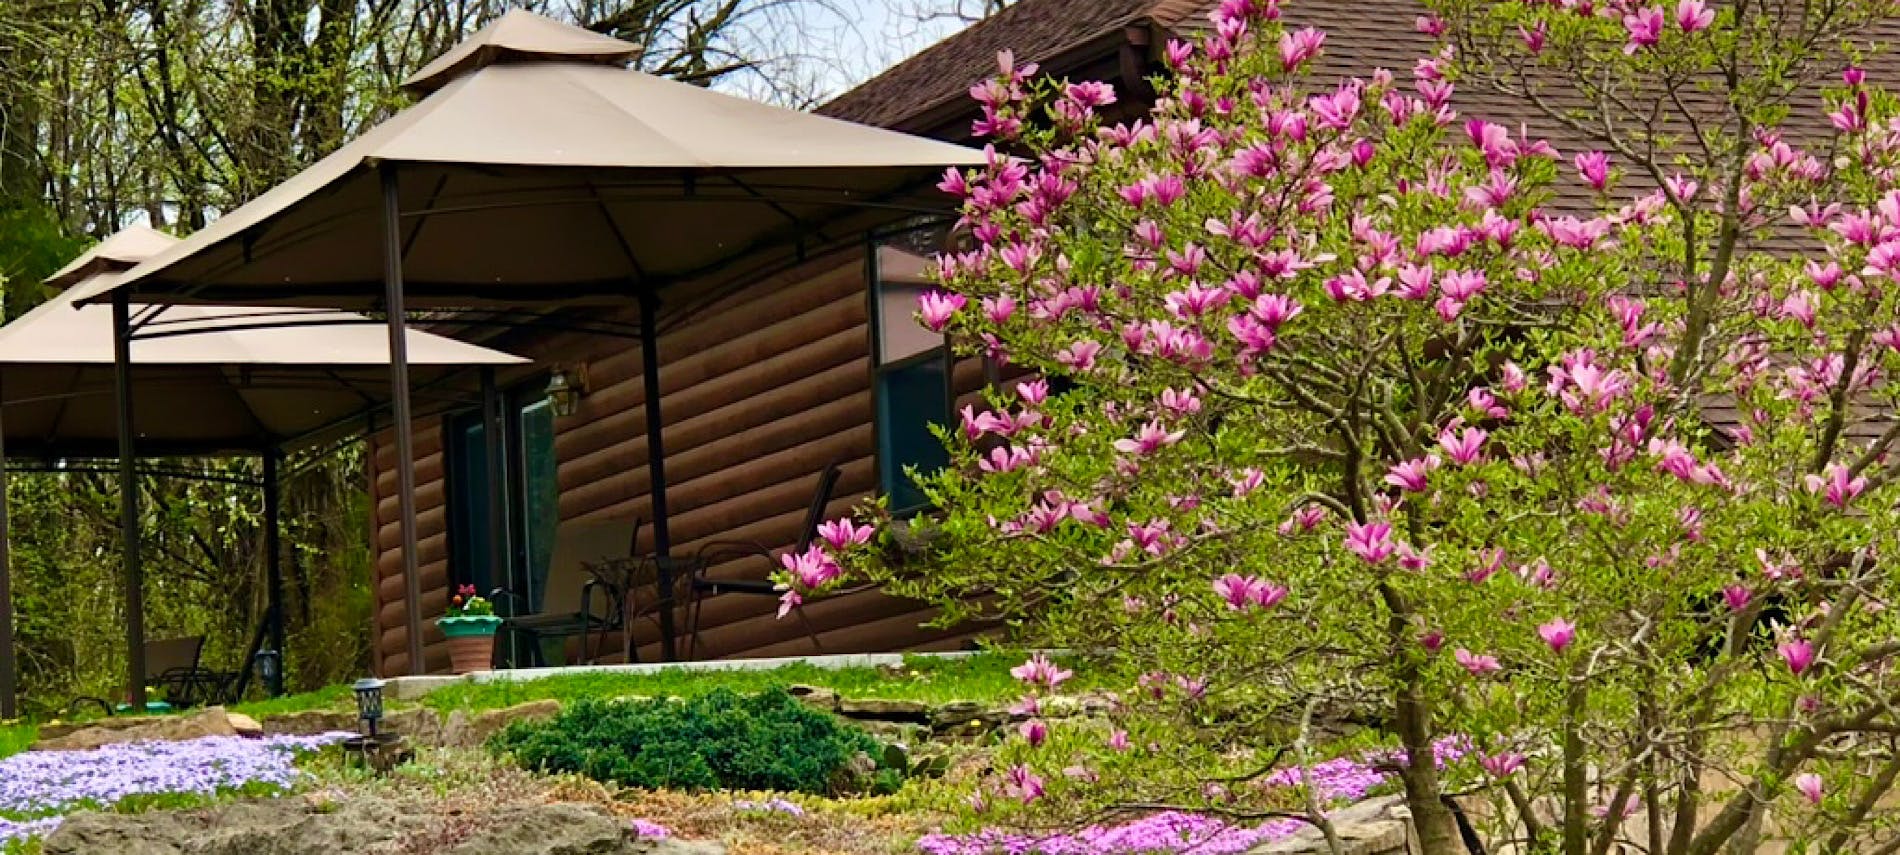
(447, 384, 560, 613)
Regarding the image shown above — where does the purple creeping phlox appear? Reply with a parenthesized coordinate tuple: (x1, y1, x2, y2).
(922, 738, 1470, 855)
(0, 732, 352, 846)
(631, 818, 673, 838)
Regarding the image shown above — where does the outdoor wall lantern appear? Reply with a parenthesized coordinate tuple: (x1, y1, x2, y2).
(546, 364, 590, 417)
(352, 677, 386, 737)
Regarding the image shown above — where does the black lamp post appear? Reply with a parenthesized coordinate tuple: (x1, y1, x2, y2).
(352, 677, 386, 737)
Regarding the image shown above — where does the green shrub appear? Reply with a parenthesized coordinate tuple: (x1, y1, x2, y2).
(489, 687, 891, 795)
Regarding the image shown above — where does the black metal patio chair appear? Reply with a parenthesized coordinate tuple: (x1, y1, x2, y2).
(492, 517, 641, 667)
(685, 463, 869, 658)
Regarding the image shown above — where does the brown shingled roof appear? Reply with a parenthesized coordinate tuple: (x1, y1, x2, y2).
(819, 0, 1207, 130)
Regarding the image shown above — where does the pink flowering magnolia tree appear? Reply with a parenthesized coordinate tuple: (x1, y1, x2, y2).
(791, 0, 1900, 851)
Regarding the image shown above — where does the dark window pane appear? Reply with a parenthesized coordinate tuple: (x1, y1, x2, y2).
(516, 398, 560, 612)
(878, 356, 950, 514)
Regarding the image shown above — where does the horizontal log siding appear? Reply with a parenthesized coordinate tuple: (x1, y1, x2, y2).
(369, 248, 978, 675)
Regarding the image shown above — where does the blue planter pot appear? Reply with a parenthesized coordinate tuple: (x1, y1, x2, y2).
(437, 615, 502, 638)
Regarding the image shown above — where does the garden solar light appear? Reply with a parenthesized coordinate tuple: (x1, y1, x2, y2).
(352, 678, 386, 737)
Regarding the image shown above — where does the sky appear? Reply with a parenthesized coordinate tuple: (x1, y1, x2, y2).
(811, 0, 973, 99)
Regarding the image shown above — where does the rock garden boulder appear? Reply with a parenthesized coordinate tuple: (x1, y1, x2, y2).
(34, 706, 263, 751)
(42, 799, 716, 855)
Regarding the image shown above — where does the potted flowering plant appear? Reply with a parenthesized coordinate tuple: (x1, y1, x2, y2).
(437, 584, 501, 674)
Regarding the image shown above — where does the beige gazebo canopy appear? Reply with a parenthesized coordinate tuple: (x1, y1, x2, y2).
(73, 10, 983, 682)
(68, 10, 984, 307)
(0, 226, 527, 717)
(7, 228, 527, 457)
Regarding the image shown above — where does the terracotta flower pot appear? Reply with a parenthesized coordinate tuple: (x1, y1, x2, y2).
(437, 615, 502, 674)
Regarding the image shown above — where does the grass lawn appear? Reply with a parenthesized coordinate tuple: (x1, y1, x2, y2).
(0, 723, 34, 760)
(0, 653, 1059, 762)
(419, 652, 1050, 714)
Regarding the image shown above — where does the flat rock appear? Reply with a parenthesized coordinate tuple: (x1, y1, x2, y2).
(837, 698, 929, 720)
(226, 712, 263, 738)
(786, 685, 840, 712)
(438, 700, 562, 748)
(1247, 796, 1413, 855)
(33, 707, 243, 751)
(43, 799, 722, 855)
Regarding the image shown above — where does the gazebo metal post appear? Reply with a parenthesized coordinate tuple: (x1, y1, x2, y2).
(112, 291, 148, 708)
(380, 162, 426, 676)
(638, 289, 676, 662)
(262, 449, 287, 697)
(479, 366, 514, 666)
(0, 372, 14, 719)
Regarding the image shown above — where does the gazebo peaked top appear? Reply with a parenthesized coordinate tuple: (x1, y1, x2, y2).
(68, 10, 985, 308)
(43, 225, 179, 290)
(402, 8, 642, 93)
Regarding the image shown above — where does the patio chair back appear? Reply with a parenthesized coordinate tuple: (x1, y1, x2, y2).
(143, 636, 204, 681)
(795, 463, 843, 553)
(540, 517, 638, 618)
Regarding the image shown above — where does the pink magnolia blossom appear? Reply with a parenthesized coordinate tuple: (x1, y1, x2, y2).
(1107, 729, 1131, 751)
(1214, 573, 1288, 610)
(1575, 151, 1611, 190)
(776, 589, 802, 619)
(1778, 638, 1816, 676)
(1278, 27, 1325, 71)
(1063, 80, 1117, 110)
(960, 405, 1011, 441)
(1723, 585, 1753, 611)
(1160, 388, 1202, 415)
(1252, 293, 1303, 327)
(1547, 349, 1630, 414)
(1420, 629, 1446, 652)
(1623, 6, 1664, 53)
(1675, 0, 1714, 31)
(1019, 719, 1048, 747)
(780, 545, 841, 590)
(1396, 542, 1433, 571)
(917, 291, 966, 332)
(1011, 653, 1073, 688)
(1519, 21, 1547, 53)
(816, 518, 874, 550)
(1055, 340, 1103, 372)
(1415, 14, 1446, 35)
(1481, 753, 1526, 777)
(979, 445, 1035, 473)
(1455, 648, 1503, 675)
(1804, 463, 1867, 510)
(1500, 361, 1528, 393)
(1538, 618, 1577, 653)
(1279, 505, 1326, 534)
(1794, 773, 1825, 806)
(1384, 456, 1440, 492)
(1114, 421, 1186, 456)
(1438, 425, 1488, 465)
(1004, 764, 1045, 803)
(1344, 520, 1396, 564)
(1467, 388, 1508, 419)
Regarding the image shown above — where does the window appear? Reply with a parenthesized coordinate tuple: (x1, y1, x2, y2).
(446, 382, 561, 613)
(871, 230, 953, 515)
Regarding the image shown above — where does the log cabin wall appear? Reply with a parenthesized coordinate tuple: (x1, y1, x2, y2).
(368, 246, 988, 675)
